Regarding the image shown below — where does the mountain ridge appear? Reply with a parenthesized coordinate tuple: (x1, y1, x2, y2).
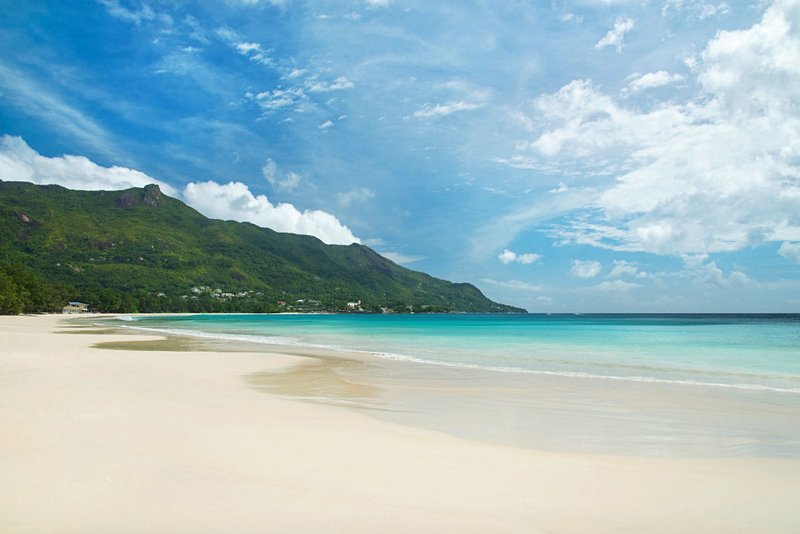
(0, 180, 525, 314)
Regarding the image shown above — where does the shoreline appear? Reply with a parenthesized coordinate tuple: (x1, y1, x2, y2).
(99, 313, 800, 458)
(2, 314, 800, 532)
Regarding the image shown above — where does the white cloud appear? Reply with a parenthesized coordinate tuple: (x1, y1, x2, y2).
(306, 76, 354, 92)
(514, 0, 800, 256)
(662, 1, 730, 19)
(0, 135, 177, 195)
(0, 62, 120, 160)
(678, 255, 752, 287)
(590, 280, 641, 292)
(413, 101, 481, 119)
(234, 41, 273, 66)
(226, 0, 287, 6)
(682, 254, 709, 269)
(182, 181, 359, 245)
(480, 278, 544, 292)
(249, 87, 307, 111)
(261, 159, 301, 192)
(570, 259, 602, 278)
(337, 187, 375, 207)
(497, 249, 541, 265)
(595, 17, 635, 52)
(0, 135, 358, 246)
(98, 0, 158, 25)
(607, 260, 640, 278)
(365, 0, 391, 7)
(498, 249, 517, 264)
(627, 70, 685, 92)
(318, 120, 334, 129)
(778, 241, 800, 263)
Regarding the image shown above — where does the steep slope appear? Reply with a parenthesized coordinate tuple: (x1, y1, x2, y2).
(0, 181, 525, 314)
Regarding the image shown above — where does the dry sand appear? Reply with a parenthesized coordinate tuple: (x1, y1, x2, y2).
(1, 314, 799, 533)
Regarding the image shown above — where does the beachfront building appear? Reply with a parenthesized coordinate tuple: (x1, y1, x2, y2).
(62, 302, 90, 314)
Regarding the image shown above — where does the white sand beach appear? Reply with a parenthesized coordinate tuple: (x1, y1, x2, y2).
(2, 315, 799, 533)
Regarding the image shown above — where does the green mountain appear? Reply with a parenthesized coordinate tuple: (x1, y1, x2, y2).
(0, 181, 525, 314)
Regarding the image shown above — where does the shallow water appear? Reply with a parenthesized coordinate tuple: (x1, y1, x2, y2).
(104, 313, 800, 457)
(108, 313, 800, 393)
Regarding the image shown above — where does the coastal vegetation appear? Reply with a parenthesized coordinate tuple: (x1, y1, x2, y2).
(0, 181, 524, 314)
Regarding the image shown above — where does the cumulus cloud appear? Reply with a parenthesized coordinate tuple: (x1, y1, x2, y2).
(514, 0, 800, 256)
(570, 259, 602, 278)
(607, 260, 644, 278)
(413, 101, 481, 119)
(595, 17, 634, 52)
(678, 254, 752, 287)
(0, 135, 178, 195)
(497, 249, 541, 265)
(778, 241, 800, 263)
(182, 181, 359, 245)
(0, 135, 359, 245)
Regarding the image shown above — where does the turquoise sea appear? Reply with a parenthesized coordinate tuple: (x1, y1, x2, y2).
(105, 313, 800, 456)
(109, 313, 800, 394)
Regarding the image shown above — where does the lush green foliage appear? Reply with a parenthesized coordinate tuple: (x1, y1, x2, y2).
(0, 181, 524, 314)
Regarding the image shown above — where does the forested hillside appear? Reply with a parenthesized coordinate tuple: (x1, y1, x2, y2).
(0, 181, 524, 314)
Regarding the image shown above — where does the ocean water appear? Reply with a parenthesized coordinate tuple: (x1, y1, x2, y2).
(108, 313, 800, 394)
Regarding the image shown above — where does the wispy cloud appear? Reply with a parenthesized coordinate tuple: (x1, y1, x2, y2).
(337, 187, 375, 207)
(97, 0, 158, 25)
(480, 278, 544, 292)
(306, 76, 354, 92)
(626, 71, 685, 93)
(590, 280, 641, 292)
(381, 251, 425, 265)
(0, 62, 123, 161)
(595, 17, 634, 52)
(262, 159, 302, 192)
(235, 42, 274, 66)
(412, 101, 481, 119)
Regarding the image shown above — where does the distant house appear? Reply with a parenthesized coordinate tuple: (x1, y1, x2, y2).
(346, 300, 362, 310)
(62, 302, 90, 314)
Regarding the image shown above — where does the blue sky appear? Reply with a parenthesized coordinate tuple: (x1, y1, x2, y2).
(1, 0, 799, 312)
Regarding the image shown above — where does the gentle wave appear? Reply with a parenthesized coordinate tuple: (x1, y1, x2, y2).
(368, 351, 800, 394)
(109, 321, 800, 395)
